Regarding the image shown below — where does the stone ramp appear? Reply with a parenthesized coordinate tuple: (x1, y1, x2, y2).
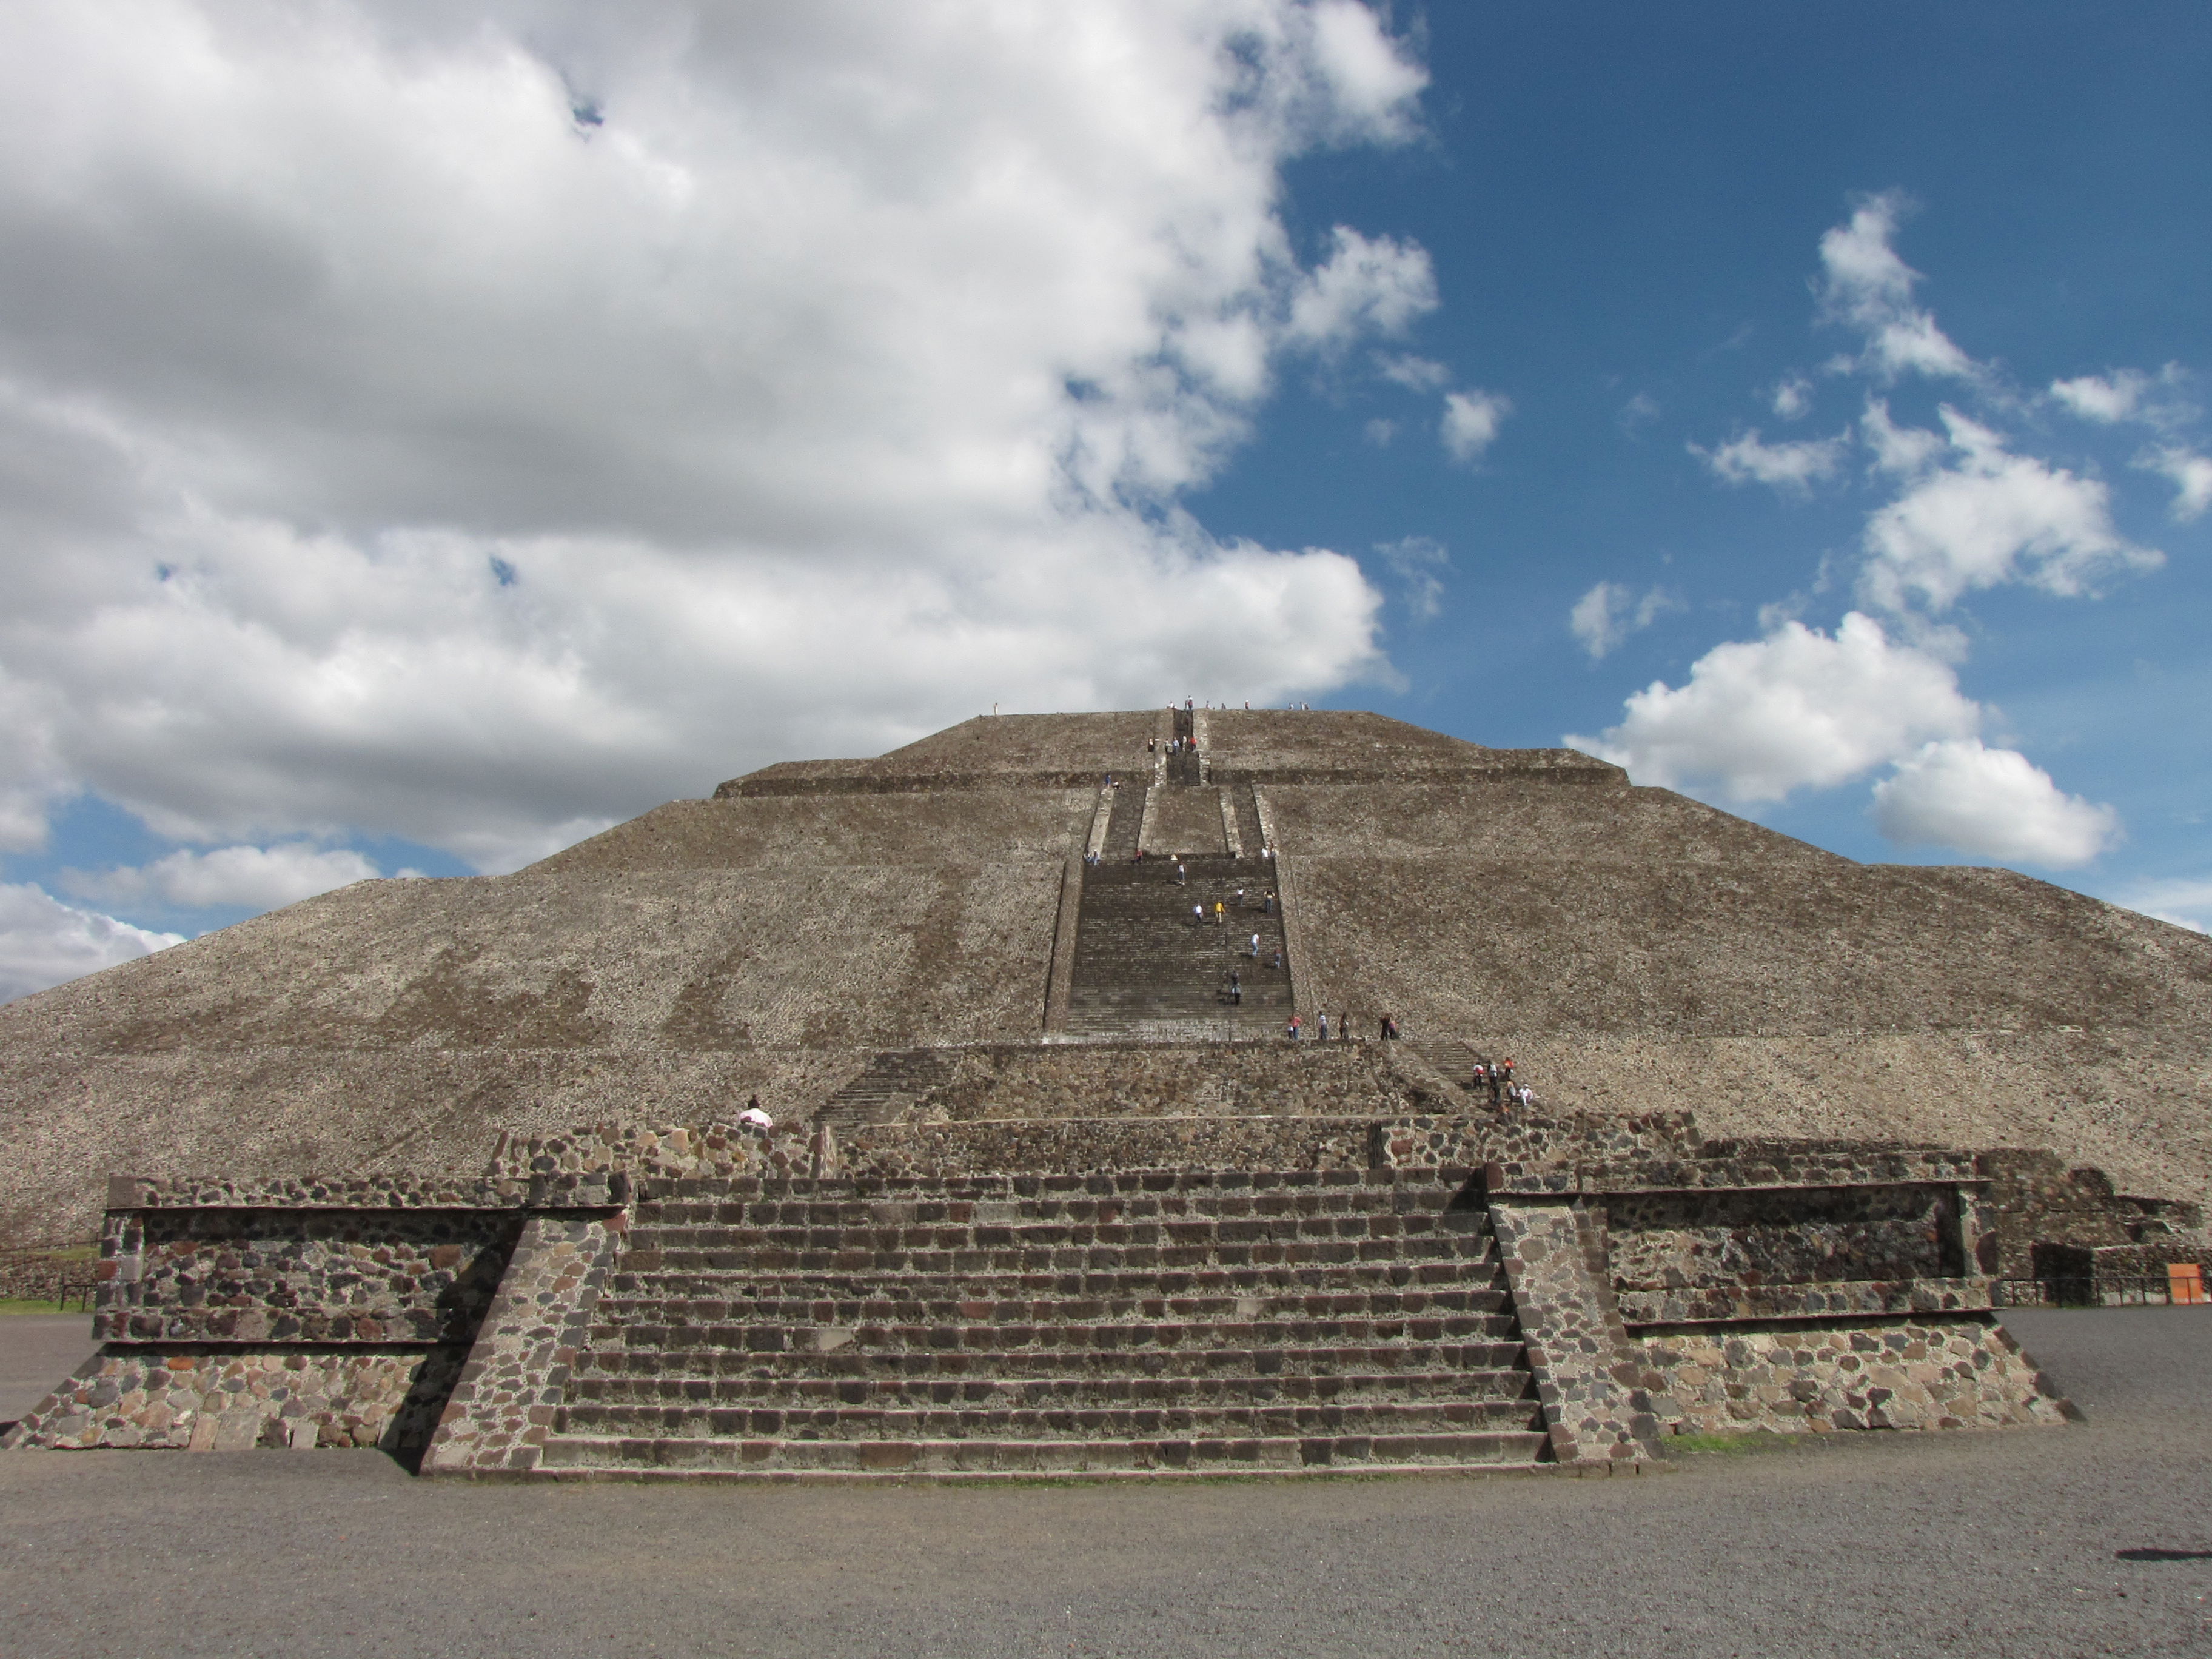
(1067, 857, 1292, 1041)
(534, 1166, 1549, 1479)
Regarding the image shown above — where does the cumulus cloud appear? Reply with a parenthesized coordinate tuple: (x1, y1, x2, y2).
(1568, 582, 1681, 661)
(61, 843, 387, 911)
(1860, 409, 2160, 612)
(1284, 226, 1438, 353)
(1817, 192, 1974, 381)
(1772, 375, 1813, 420)
(0, 0, 1431, 872)
(2138, 446, 2212, 521)
(2048, 365, 2194, 429)
(1439, 390, 1511, 463)
(0, 883, 183, 1004)
(1568, 612, 1978, 802)
(1692, 429, 1849, 494)
(1872, 738, 2120, 866)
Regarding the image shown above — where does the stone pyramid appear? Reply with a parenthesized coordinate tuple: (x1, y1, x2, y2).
(3, 706, 2207, 1247)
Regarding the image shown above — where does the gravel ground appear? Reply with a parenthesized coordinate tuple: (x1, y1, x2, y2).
(1, 1309, 2207, 1658)
(0, 1315, 98, 1424)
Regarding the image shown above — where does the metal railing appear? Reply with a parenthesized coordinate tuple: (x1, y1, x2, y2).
(1996, 1274, 2209, 1309)
(0, 1239, 101, 1310)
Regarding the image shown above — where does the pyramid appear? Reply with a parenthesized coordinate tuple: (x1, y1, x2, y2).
(5, 706, 2205, 1244)
(7, 708, 2205, 1473)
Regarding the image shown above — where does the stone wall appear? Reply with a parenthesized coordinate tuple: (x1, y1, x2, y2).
(1604, 1185, 1959, 1291)
(4, 1347, 465, 1452)
(95, 1206, 520, 1344)
(1618, 1319, 2076, 1436)
(2, 1176, 611, 1458)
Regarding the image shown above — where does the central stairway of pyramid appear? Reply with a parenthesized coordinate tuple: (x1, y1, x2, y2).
(538, 1164, 1544, 1478)
(1065, 858, 1292, 1040)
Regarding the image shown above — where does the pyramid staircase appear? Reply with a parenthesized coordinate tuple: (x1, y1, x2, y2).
(537, 1165, 1547, 1480)
(1064, 856, 1291, 1040)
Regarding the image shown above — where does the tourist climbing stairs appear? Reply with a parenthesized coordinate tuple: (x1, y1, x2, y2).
(538, 1165, 1547, 1479)
(1065, 856, 1291, 1040)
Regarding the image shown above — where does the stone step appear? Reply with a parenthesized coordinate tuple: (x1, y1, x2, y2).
(551, 1398, 1544, 1444)
(635, 1168, 1472, 1202)
(625, 1210, 1488, 1253)
(571, 1340, 1529, 1383)
(632, 1187, 1481, 1225)
(631, 1233, 1499, 1276)
(566, 1367, 1534, 1410)
(535, 1430, 1550, 1476)
(592, 1285, 1507, 1329)
(608, 1259, 1490, 1302)
(1101, 784, 1147, 859)
(585, 1312, 1523, 1358)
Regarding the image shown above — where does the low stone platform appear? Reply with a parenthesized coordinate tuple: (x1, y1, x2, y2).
(2, 1087, 2123, 1477)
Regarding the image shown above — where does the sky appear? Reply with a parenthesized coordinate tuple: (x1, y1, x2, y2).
(2, 1, 2210, 1000)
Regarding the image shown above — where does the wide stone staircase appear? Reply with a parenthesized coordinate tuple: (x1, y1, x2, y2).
(538, 1165, 1547, 1480)
(1065, 856, 1291, 1040)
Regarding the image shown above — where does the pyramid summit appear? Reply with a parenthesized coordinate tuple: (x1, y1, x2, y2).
(4, 708, 2208, 1475)
(4, 705, 2205, 1242)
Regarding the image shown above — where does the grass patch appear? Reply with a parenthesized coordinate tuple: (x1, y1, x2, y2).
(0, 1298, 83, 1316)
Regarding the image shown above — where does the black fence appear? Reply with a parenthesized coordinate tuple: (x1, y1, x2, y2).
(1996, 1275, 2209, 1309)
(0, 1241, 101, 1310)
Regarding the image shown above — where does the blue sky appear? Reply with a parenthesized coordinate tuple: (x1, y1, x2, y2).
(1, 1, 2208, 998)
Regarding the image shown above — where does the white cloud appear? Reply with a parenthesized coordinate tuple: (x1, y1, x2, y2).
(0, 882, 183, 1004)
(1301, 0, 1431, 140)
(0, 0, 1430, 871)
(1568, 581, 1681, 660)
(1816, 192, 1975, 381)
(61, 843, 384, 911)
(1860, 408, 2160, 612)
(1860, 398, 1947, 477)
(2117, 877, 2212, 934)
(1372, 536, 1449, 620)
(1284, 226, 1438, 353)
(1692, 428, 1849, 494)
(2050, 370, 2153, 424)
(1569, 611, 1979, 802)
(1772, 375, 1813, 420)
(2138, 446, 2212, 521)
(1377, 354, 1451, 392)
(1439, 389, 1510, 463)
(2048, 364, 2194, 429)
(1872, 738, 2120, 866)
(1362, 418, 1397, 446)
